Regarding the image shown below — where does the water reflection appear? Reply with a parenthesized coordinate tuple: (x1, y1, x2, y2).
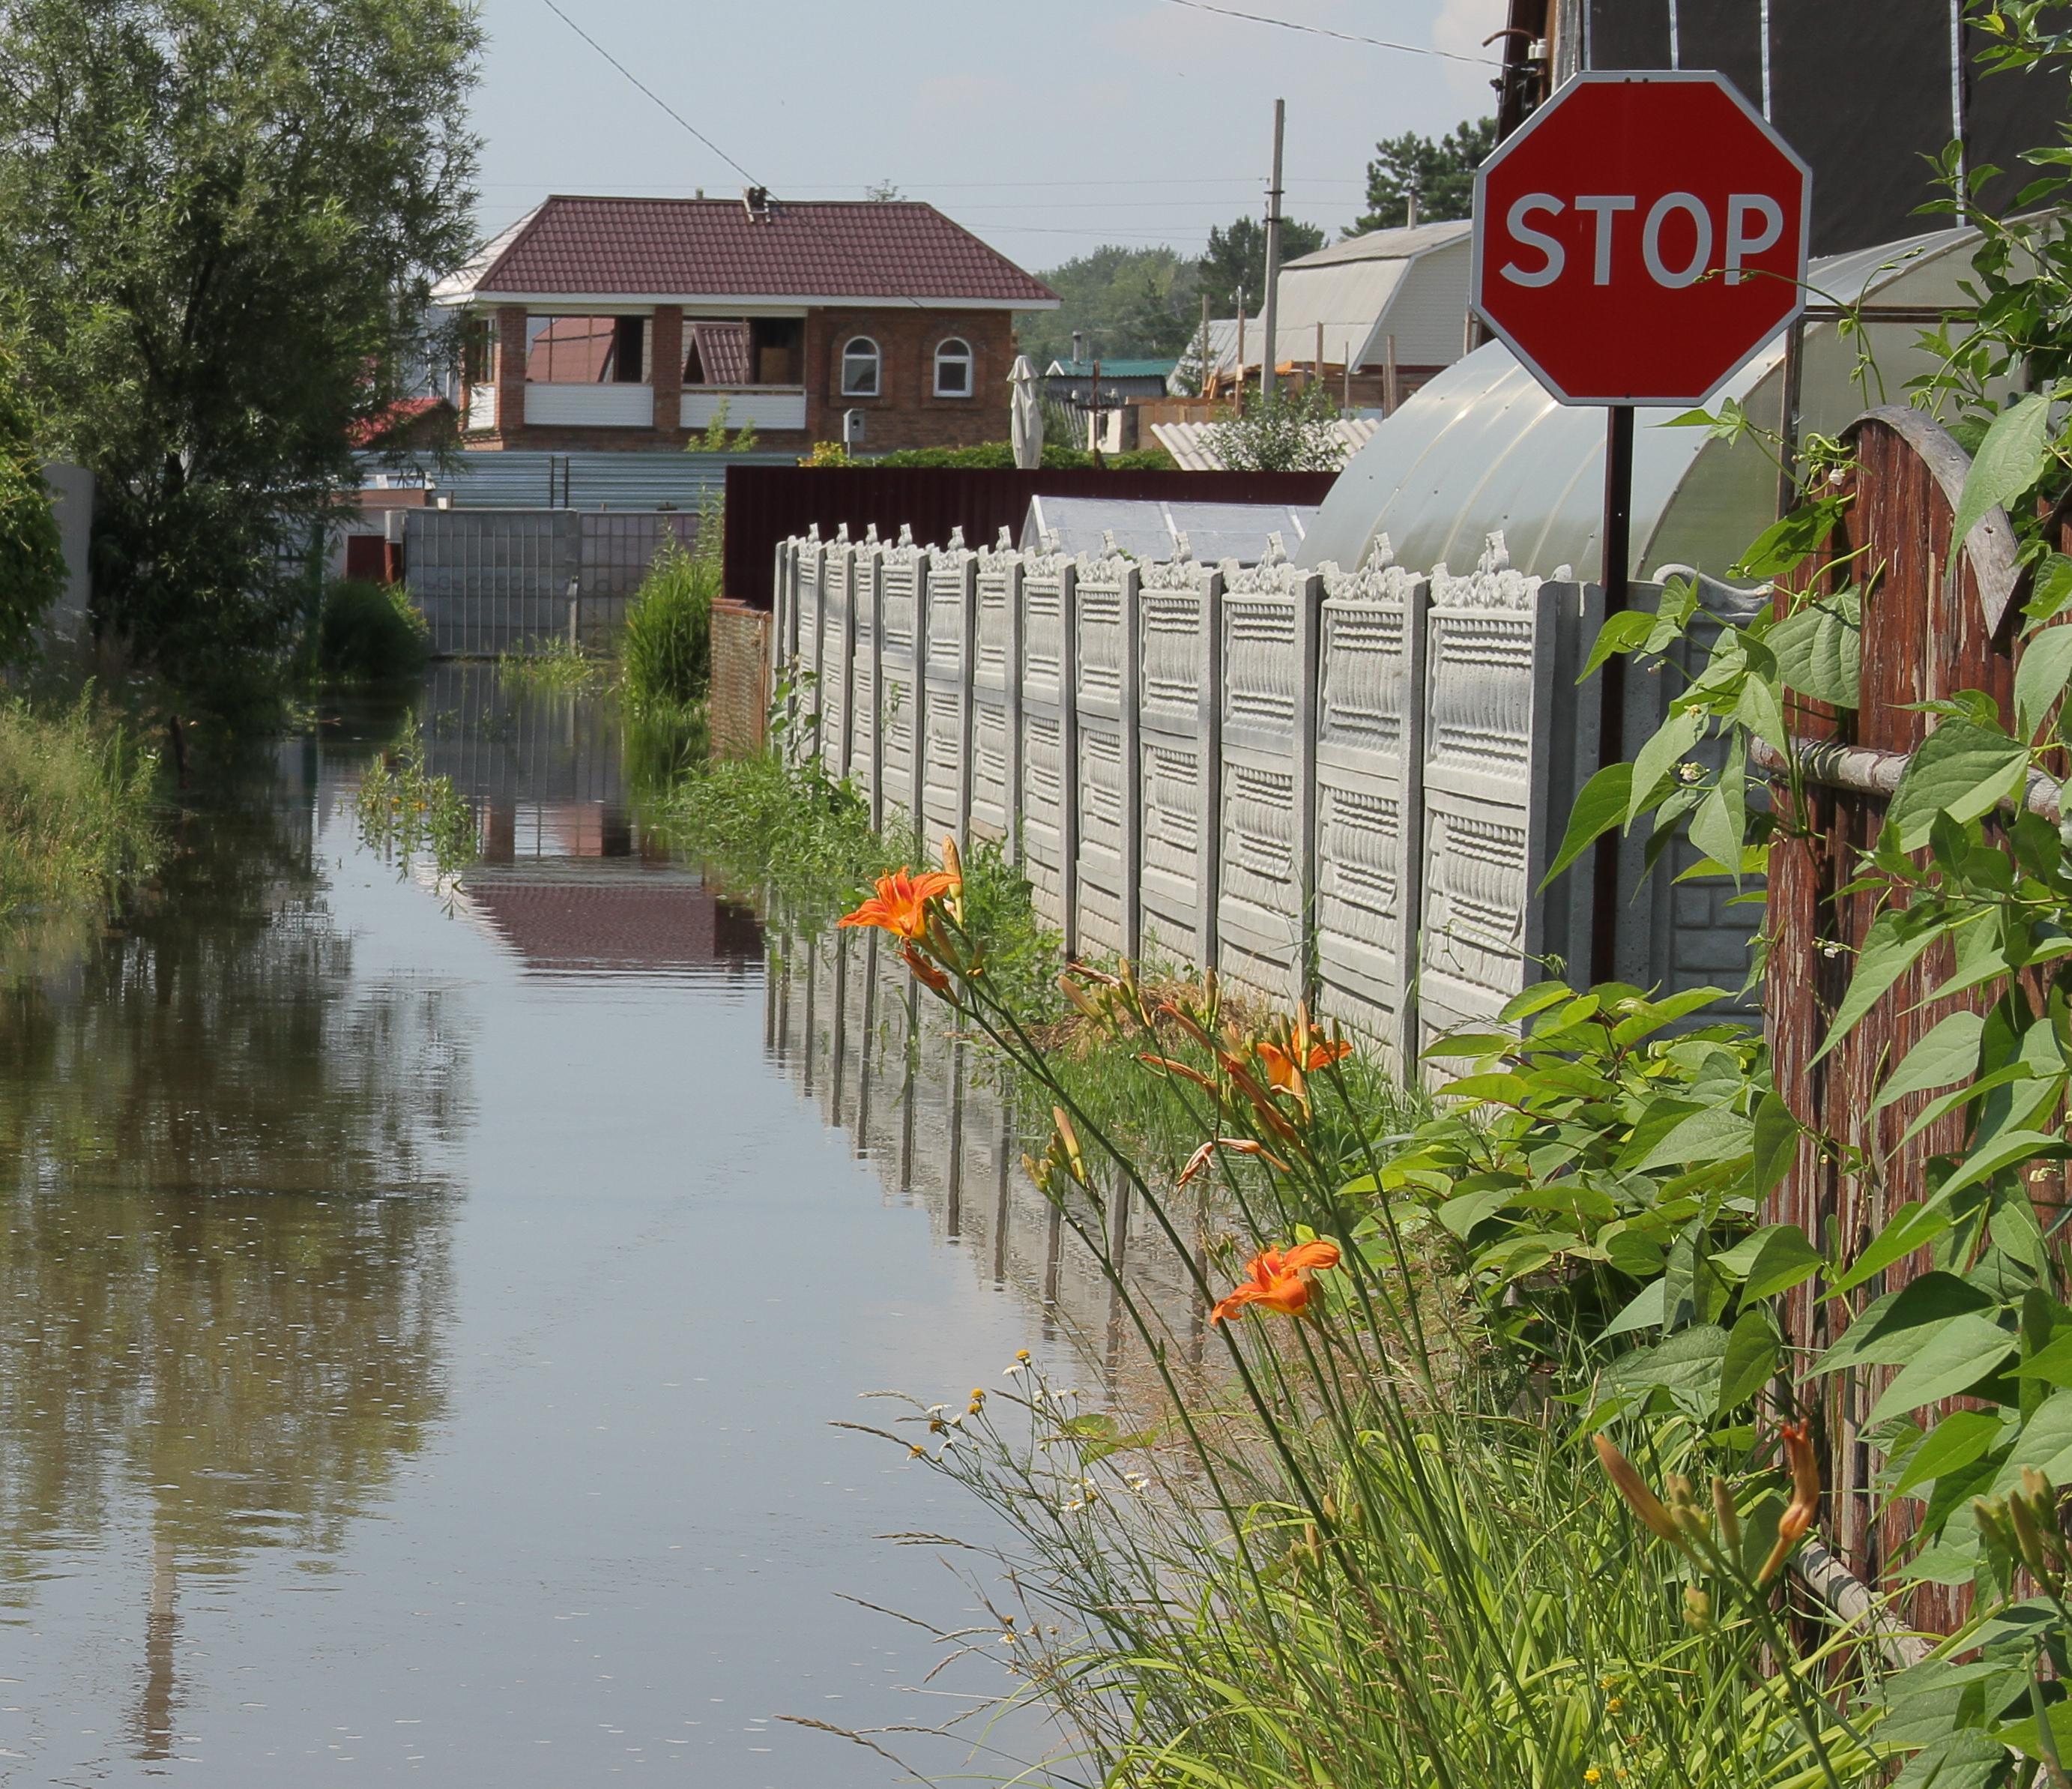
(0, 742, 466, 1761)
(762, 913, 1208, 1381)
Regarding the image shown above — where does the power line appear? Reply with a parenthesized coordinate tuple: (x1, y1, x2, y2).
(537, 0, 762, 188)
(1154, 0, 1499, 64)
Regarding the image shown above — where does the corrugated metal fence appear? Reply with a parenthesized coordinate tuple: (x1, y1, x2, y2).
(775, 524, 1756, 1067)
(403, 509, 699, 657)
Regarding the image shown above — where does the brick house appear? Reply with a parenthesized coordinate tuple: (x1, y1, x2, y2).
(433, 191, 1059, 455)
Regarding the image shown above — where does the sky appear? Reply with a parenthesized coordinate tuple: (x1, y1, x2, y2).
(465, 0, 1511, 274)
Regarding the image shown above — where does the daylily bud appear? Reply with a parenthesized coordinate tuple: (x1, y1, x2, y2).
(1593, 1435, 1682, 1545)
(1683, 1586, 1712, 1630)
(2011, 1488, 2051, 1578)
(1712, 1477, 1742, 1552)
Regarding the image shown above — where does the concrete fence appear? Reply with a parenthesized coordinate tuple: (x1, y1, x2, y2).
(774, 522, 1752, 1067)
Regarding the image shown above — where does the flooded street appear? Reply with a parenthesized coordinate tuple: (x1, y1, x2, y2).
(0, 669, 1088, 1786)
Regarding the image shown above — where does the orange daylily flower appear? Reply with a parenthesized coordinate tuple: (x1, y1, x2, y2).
(838, 868, 957, 942)
(1209, 1240, 1341, 1324)
(1177, 1138, 1292, 1188)
(1757, 1420, 1822, 1585)
(1254, 1005, 1354, 1104)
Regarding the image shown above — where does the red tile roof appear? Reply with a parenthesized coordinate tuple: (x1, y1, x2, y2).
(442, 196, 1057, 307)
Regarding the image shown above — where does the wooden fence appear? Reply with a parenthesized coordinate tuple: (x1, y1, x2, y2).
(773, 522, 1758, 1066)
(1764, 405, 2035, 1631)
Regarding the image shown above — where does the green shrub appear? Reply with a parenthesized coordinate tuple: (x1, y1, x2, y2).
(316, 578, 429, 683)
(620, 537, 713, 710)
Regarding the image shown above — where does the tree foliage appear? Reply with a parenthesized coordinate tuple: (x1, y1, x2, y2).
(1354, 115, 1495, 232)
(1195, 214, 1328, 313)
(0, 0, 482, 711)
(0, 344, 64, 666)
(1016, 244, 1202, 370)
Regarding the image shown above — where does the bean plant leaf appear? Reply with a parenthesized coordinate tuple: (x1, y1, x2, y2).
(1994, 1389, 2072, 1490)
(1864, 1313, 2018, 1426)
(1952, 390, 2050, 552)
(1813, 1270, 1993, 1372)
(1581, 609, 1659, 681)
(1543, 763, 1632, 884)
(1885, 719, 2030, 851)
(1769, 589, 1862, 708)
(1825, 1202, 1960, 1298)
(1813, 908, 1946, 1064)
(1888, 1410, 2005, 1499)
(1716, 1309, 1778, 1411)
(1629, 708, 1706, 819)
(1751, 1093, 1800, 1198)
(1715, 1222, 1824, 1300)
(1602, 1279, 1665, 1338)
(2015, 621, 2072, 739)
(1872, 1013, 1988, 1112)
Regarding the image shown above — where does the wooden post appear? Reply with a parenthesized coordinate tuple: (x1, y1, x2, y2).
(1385, 333, 1400, 415)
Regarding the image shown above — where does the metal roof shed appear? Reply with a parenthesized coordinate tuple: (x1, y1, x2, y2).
(1297, 226, 1990, 582)
(1255, 220, 1475, 372)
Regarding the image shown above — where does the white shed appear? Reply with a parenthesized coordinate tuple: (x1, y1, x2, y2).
(1250, 220, 1474, 377)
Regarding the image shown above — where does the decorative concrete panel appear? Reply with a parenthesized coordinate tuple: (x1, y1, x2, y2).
(848, 535, 882, 807)
(922, 542, 973, 844)
(970, 532, 1019, 846)
(1315, 537, 1426, 1066)
(1072, 554, 1135, 960)
(1137, 555, 1216, 963)
(1020, 710, 1066, 931)
(818, 530, 854, 779)
(878, 530, 925, 820)
(1215, 551, 1316, 1007)
(1075, 724, 1128, 957)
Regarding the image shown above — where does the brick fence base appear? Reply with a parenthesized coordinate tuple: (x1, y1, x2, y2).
(709, 599, 770, 758)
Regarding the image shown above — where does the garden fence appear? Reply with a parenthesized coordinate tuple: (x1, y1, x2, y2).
(773, 522, 1756, 1068)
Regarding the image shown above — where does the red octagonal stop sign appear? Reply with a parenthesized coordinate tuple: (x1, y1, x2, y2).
(1472, 71, 1810, 407)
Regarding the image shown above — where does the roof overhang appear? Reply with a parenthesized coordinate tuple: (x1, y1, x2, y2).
(450, 291, 1058, 312)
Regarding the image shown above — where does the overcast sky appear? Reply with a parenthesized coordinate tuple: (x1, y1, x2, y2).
(466, 0, 1510, 274)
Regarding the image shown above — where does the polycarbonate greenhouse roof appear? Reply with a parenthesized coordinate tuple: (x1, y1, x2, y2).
(1298, 227, 1987, 585)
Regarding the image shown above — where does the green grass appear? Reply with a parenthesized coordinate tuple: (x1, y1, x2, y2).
(619, 537, 714, 712)
(0, 693, 160, 930)
(495, 638, 607, 694)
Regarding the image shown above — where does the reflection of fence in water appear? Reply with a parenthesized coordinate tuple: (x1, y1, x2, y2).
(763, 919, 1208, 1375)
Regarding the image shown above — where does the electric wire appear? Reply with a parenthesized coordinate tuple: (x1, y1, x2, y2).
(1153, 0, 1500, 65)
(537, 0, 763, 188)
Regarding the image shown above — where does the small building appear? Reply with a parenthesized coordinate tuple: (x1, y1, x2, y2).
(1042, 357, 1180, 408)
(1245, 220, 1474, 408)
(433, 191, 1059, 455)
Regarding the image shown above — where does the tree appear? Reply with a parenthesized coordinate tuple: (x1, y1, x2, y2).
(1196, 214, 1328, 313)
(1015, 245, 1201, 369)
(1355, 116, 1496, 232)
(0, 0, 482, 712)
(0, 345, 65, 666)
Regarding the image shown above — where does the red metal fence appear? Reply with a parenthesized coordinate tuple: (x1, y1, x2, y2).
(720, 465, 1340, 609)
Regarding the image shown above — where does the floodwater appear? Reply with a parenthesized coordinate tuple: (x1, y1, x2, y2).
(0, 666, 1165, 1786)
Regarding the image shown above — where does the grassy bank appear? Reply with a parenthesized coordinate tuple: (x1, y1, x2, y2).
(0, 695, 160, 932)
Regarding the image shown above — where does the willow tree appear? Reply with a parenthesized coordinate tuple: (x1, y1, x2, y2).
(0, 0, 481, 710)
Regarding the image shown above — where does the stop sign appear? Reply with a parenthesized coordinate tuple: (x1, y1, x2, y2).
(1471, 72, 1810, 407)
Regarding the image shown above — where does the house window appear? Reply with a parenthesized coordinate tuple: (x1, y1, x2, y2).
(840, 337, 881, 398)
(526, 315, 647, 383)
(933, 337, 973, 397)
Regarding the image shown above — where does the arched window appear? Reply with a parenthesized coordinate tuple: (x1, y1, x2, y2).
(933, 337, 973, 397)
(840, 337, 881, 398)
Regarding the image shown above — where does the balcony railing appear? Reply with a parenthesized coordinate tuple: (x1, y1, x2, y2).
(681, 387, 807, 432)
(524, 383, 655, 427)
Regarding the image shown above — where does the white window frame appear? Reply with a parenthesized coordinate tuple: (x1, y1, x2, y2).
(933, 337, 973, 397)
(840, 337, 881, 398)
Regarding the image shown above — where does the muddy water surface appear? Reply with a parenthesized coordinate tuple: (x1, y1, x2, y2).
(0, 670, 1095, 1785)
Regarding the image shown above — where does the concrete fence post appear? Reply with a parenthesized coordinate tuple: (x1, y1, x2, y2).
(1296, 567, 1323, 1003)
(912, 546, 931, 848)
(868, 547, 886, 830)
(958, 554, 978, 854)
(1120, 563, 1144, 962)
(1006, 552, 1026, 869)
(1060, 558, 1080, 960)
(839, 542, 857, 783)
(1201, 566, 1224, 972)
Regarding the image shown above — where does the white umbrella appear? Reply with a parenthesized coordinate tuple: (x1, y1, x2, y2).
(1009, 355, 1043, 470)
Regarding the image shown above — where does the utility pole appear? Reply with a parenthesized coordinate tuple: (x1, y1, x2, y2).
(1260, 97, 1284, 405)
